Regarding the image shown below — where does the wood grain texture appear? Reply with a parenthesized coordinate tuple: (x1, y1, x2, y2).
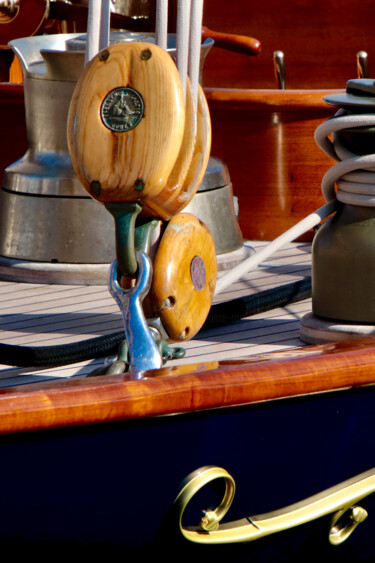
(0, 338, 375, 434)
(143, 84, 212, 218)
(205, 89, 338, 241)
(164, 78, 196, 202)
(67, 41, 185, 216)
(178, 85, 212, 206)
(150, 212, 217, 340)
(201, 0, 375, 90)
(141, 77, 196, 219)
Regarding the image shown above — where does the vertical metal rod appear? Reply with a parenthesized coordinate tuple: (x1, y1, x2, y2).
(155, 0, 169, 50)
(273, 50, 286, 90)
(357, 51, 369, 79)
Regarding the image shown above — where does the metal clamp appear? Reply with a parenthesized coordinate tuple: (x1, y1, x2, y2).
(174, 465, 375, 546)
(109, 251, 163, 373)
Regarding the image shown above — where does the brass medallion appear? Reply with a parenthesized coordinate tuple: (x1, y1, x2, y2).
(190, 255, 206, 291)
(100, 87, 144, 132)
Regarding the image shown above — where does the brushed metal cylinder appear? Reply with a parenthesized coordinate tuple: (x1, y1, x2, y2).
(184, 156, 248, 270)
(0, 189, 114, 263)
(184, 183, 243, 255)
(312, 203, 375, 323)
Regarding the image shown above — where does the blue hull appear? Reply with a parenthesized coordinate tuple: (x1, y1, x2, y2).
(0, 384, 374, 560)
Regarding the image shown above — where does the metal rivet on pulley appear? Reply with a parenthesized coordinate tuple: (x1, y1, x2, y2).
(134, 179, 145, 191)
(99, 50, 110, 61)
(141, 49, 152, 61)
(91, 181, 101, 196)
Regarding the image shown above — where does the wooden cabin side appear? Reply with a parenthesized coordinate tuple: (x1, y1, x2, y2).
(202, 0, 375, 90)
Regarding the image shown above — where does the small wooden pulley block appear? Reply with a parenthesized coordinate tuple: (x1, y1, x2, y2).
(150, 213, 217, 340)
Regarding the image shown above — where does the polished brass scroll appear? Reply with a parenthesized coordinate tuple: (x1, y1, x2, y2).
(174, 465, 375, 545)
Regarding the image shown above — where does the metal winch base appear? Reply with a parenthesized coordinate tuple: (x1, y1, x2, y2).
(300, 78, 375, 343)
(0, 157, 249, 284)
(300, 312, 375, 345)
(0, 256, 111, 285)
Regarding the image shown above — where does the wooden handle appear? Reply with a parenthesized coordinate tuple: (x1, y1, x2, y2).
(202, 26, 261, 56)
(67, 42, 186, 218)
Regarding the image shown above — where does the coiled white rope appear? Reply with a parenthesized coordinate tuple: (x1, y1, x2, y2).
(314, 111, 375, 205)
(216, 109, 375, 295)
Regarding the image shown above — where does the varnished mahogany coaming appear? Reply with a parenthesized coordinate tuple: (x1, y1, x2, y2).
(0, 338, 374, 434)
(206, 88, 337, 240)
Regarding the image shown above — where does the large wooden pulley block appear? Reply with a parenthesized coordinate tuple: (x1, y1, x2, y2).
(67, 41, 186, 218)
(68, 40, 211, 220)
(150, 213, 217, 340)
(147, 82, 212, 219)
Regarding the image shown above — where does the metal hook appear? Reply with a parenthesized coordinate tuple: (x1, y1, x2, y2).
(109, 251, 163, 373)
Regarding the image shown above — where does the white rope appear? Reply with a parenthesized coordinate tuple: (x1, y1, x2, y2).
(214, 201, 336, 295)
(85, 0, 111, 65)
(188, 0, 204, 112)
(314, 112, 375, 202)
(176, 0, 191, 100)
(155, 0, 168, 50)
(85, 0, 101, 65)
(216, 108, 375, 295)
(99, 0, 111, 52)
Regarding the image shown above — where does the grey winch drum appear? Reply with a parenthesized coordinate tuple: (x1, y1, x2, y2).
(300, 79, 375, 343)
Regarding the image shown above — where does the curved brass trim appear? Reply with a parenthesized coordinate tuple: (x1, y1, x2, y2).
(175, 466, 236, 534)
(174, 466, 375, 545)
(329, 505, 368, 545)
